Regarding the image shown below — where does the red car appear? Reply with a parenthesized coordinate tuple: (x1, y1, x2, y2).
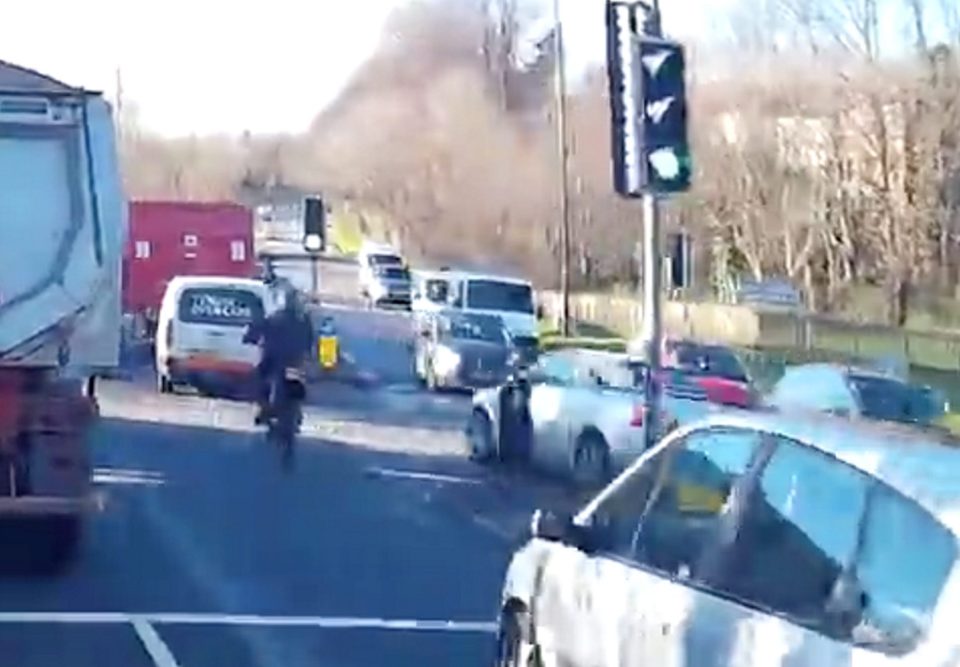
(664, 339, 757, 408)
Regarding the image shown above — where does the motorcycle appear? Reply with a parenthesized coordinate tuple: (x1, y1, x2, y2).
(265, 365, 306, 469)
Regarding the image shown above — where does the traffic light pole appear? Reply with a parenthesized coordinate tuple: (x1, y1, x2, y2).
(640, 0, 663, 451)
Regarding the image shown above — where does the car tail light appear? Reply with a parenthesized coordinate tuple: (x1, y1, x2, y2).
(630, 404, 647, 427)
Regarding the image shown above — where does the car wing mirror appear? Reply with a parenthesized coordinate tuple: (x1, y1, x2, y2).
(530, 509, 575, 543)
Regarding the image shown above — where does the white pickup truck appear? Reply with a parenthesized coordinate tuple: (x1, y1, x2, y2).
(466, 349, 714, 489)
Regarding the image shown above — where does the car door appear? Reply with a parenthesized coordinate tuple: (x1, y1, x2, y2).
(527, 353, 578, 473)
(532, 425, 766, 667)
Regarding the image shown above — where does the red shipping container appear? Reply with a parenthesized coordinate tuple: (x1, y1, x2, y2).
(123, 201, 256, 315)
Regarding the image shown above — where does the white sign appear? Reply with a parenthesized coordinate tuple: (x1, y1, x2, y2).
(189, 293, 253, 320)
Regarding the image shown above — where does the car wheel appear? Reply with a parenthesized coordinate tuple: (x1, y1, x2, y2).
(572, 431, 610, 491)
(495, 605, 540, 667)
(466, 410, 494, 463)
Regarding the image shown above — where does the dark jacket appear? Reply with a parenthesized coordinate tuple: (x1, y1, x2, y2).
(246, 307, 315, 369)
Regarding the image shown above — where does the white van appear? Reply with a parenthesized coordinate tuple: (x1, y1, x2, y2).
(155, 276, 269, 395)
(446, 272, 539, 346)
(357, 241, 405, 299)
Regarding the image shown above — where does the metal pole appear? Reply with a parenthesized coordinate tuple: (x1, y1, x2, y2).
(552, 0, 572, 337)
(310, 255, 319, 302)
(641, 0, 663, 451)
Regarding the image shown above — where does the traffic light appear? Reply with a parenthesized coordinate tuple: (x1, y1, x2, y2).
(605, 1, 643, 198)
(638, 37, 691, 193)
(605, 2, 691, 196)
(303, 195, 325, 253)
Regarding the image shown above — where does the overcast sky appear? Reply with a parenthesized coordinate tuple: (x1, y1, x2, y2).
(2, 0, 936, 137)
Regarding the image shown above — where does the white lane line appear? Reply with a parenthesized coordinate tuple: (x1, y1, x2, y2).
(0, 612, 129, 623)
(145, 614, 497, 633)
(366, 467, 484, 486)
(133, 618, 182, 667)
(92, 472, 166, 487)
(0, 612, 497, 634)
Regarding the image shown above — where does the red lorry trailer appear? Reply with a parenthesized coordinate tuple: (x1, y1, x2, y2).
(123, 201, 256, 336)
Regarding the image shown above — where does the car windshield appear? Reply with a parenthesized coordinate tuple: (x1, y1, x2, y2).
(464, 280, 534, 314)
(177, 287, 263, 327)
(669, 342, 748, 383)
(850, 375, 946, 425)
(443, 315, 505, 343)
(370, 253, 403, 267)
(378, 266, 410, 281)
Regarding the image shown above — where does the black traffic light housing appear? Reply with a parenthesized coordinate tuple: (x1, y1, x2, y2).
(303, 195, 326, 253)
(638, 37, 691, 193)
(605, 1, 691, 197)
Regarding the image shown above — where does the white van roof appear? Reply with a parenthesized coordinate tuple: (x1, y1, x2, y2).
(167, 275, 266, 292)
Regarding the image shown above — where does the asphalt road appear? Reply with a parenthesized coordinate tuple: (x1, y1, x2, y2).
(0, 254, 577, 667)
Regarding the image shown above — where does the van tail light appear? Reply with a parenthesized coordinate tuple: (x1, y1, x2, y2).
(630, 404, 647, 427)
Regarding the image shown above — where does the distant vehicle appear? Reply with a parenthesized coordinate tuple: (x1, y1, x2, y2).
(628, 337, 757, 408)
(155, 276, 268, 397)
(357, 242, 406, 303)
(495, 409, 960, 666)
(414, 312, 513, 391)
(0, 60, 126, 572)
(366, 264, 413, 309)
(411, 269, 452, 316)
(466, 349, 710, 489)
(767, 363, 949, 428)
(444, 271, 540, 357)
(123, 201, 255, 339)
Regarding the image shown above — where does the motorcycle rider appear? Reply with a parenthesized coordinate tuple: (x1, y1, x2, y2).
(245, 283, 315, 425)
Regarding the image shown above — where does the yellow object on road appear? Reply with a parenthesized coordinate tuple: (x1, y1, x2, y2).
(319, 335, 338, 369)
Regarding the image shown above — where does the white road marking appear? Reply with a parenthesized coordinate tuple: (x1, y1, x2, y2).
(366, 467, 484, 486)
(133, 618, 181, 667)
(93, 468, 166, 487)
(0, 612, 497, 634)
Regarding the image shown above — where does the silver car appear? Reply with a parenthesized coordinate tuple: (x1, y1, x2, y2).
(495, 410, 960, 666)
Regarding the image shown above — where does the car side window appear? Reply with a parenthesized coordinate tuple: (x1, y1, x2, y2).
(587, 427, 762, 573)
(704, 436, 866, 640)
(852, 486, 955, 654)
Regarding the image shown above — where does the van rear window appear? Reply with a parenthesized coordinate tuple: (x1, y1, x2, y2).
(178, 288, 263, 327)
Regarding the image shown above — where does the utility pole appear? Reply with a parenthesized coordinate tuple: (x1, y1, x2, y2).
(640, 0, 663, 451)
(552, 0, 572, 337)
(114, 67, 124, 142)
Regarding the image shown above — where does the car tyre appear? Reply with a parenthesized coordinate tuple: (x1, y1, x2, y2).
(495, 605, 540, 667)
(466, 410, 494, 463)
(572, 432, 610, 491)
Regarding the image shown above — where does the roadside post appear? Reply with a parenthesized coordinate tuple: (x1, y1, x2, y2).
(605, 0, 691, 449)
